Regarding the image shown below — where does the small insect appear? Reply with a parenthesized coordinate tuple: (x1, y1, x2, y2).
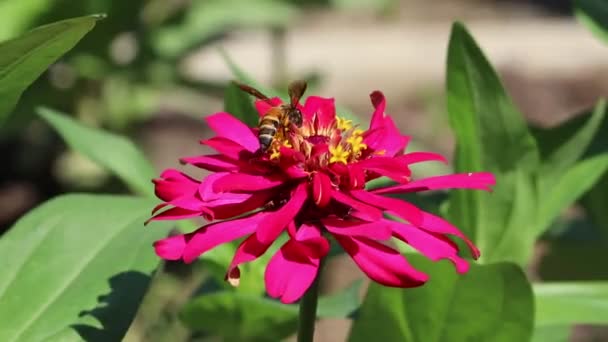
(235, 80, 307, 151)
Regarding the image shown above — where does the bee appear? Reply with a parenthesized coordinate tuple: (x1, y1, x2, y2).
(235, 80, 307, 151)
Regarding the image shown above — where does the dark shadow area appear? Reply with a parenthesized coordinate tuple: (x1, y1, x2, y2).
(72, 271, 151, 342)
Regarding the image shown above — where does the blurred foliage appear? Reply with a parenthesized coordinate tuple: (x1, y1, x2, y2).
(575, 0, 608, 43)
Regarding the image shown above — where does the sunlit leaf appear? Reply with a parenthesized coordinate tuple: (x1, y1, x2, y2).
(349, 256, 534, 342)
(534, 282, 608, 325)
(39, 107, 156, 196)
(0, 15, 101, 126)
(0, 194, 169, 342)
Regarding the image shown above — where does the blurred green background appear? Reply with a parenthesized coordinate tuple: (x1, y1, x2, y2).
(1, 0, 608, 341)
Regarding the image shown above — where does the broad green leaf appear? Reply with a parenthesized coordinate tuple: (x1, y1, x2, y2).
(445, 22, 539, 244)
(540, 100, 606, 175)
(224, 81, 260, 127)
(349, 256, 534, 342)
(181, 280, 362, 340)
(537, 154, 608, 231)
(38, 107, 156, 196)
(476, 169, 538, 265)
(575, 0, 608, 43)
(534, 282, 608, 326)
(446, 22, 539, 174)
(0, 15, 101, 126)
(0, 194, 170, 342)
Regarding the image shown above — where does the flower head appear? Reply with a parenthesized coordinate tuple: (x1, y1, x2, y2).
(149, 89, 495, 303)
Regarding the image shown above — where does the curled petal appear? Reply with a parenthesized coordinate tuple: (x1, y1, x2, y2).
(209, 190, 274, 220)
(154, 234, 189, 260)
(182, 211, 270, 263)
(212, 173, 285, 193)
(349, 190, 422, 226)
(322, 218, 392, 240)
(265, 224, 328, 303)
(331, 190, 383, 221)
(373, 172, 496, 195)
(257, 182, 308, 244)
(206, 112, 259, 152)
(419, 212, 480, 259)
(364, 91, 408, 156)
(389, 220, 469, 274)
(153, 169, 198, 202)
(226, 233, 274, 286)
(312, 172, 332, 207)
(334, 235, 428, 287)
(255, 97, 283, 117)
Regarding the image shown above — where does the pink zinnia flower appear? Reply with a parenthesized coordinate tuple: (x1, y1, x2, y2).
(149, 89, 495, 303)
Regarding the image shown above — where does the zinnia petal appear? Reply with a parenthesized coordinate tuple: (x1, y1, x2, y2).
(331, 190, 383, 221)
(388, 220, 469, 273)
(419, 211, 480, 259)
(322, 217, 392, 240)
(312, 172, 332, 207)
(212, 173, 285, 193)
(334, 235, 428, 287)
(153, 169, 198, 202)
(154, 234, 189, 260)
(206, 112, 259, 152)
(265, 224, 328, 303)
(372, 172, 496, 195)
(226, 233, 274, 286)
(180, 154, 243, 172)
(182, 211, 269, 263)
(349, 190, 422, 226)
(257, 182, 308, 244)
(200, 137, 253, 160)
(302, 96, 336, 127)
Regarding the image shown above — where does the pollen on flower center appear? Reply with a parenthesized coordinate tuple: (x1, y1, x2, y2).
(329, 145, 349, 164)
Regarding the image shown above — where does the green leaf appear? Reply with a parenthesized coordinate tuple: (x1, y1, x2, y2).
(540, 100, 606, 175)
(38, 107, 156, 196)
(534, 282, 608, 326)
(316, 279, 363, 318)
(531, 325, 571, 342)
(446, 22, 539, 174)
(0, 194, 170, 342)
(349, 256, 534, 342)
(0, 15, 101, 126)
(445, 22, 539, 245)
(181, 280, 362, 340)
(536, 154, 608, 231)
(575, 0, 608, 43)
(476, 169, 538, 265)
(224, 81, 260, 127)
(154, 0, 296, 58)
(180, 292, 298, 341)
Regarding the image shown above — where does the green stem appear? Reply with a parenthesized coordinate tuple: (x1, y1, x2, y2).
(297, 268, 322, 342)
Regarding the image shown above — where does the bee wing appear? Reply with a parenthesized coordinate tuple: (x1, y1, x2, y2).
(233, 81, 276, 106)
(288, 80, 307, 106)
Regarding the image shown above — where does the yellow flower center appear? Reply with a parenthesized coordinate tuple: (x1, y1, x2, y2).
(336, 117, 353, 131)
(346, 129, 367, 156)
(329, 145, 350, 164)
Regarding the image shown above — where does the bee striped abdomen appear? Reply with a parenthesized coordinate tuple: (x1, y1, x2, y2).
(258, 113, 281, 151)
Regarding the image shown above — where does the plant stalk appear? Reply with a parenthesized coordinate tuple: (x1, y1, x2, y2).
(297, 267, 323, 342)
